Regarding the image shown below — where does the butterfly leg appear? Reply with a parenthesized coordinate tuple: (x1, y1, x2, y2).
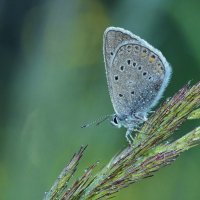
(125, 129, 134, 145)
(134, 112, 153, 128)
(126, 128, 148, 146)
(149, 111, 155, 113)
(134, 112, 148, 122)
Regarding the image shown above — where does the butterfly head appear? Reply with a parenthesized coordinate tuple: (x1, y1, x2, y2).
(111, 112, 147, 130)
(111, 114, 135, 129)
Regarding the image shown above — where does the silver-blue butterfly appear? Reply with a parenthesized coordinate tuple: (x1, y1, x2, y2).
(103, 27, 172, 144)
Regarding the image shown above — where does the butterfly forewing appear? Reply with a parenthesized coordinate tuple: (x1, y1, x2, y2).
(103, 27, 140, 116)
(111, 42, 168, 118)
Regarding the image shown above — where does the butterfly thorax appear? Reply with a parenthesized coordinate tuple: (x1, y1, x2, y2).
(111, 112, 146, 130)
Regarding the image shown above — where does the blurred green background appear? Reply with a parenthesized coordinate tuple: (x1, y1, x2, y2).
(0, 0, 200, 199)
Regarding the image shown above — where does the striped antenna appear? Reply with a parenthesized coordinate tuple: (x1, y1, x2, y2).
(81, 115, 112, 128)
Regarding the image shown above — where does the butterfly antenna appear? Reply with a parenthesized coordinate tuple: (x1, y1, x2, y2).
(81, 115, 112, 128)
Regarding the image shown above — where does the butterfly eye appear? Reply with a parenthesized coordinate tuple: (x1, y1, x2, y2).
(111, 115, 121, 128)
(113, 116, 118, 125)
